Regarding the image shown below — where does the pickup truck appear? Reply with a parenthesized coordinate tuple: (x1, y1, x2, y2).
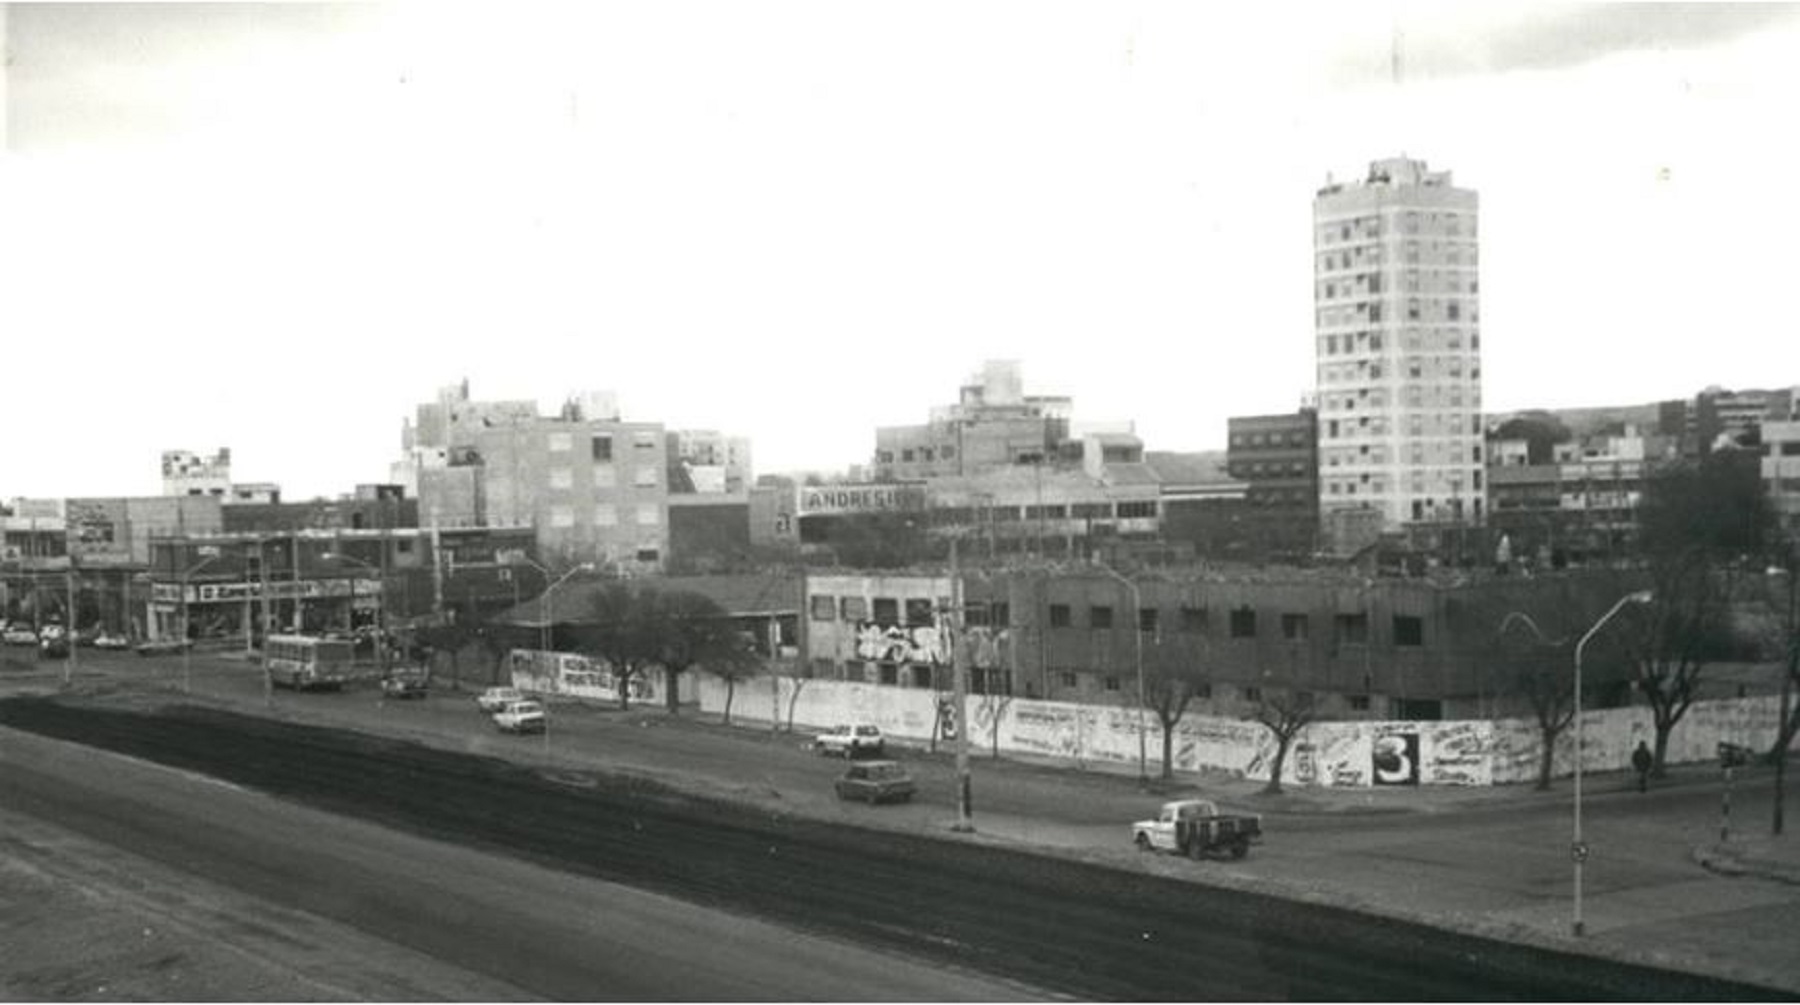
(1132, 799, 1262, 860)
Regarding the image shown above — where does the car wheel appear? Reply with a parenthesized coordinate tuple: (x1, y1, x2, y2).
(1134, 833, 1151, 852)
(1189, 839, 1206, 861)
(866, 790, 879, 806)
(1230, 839, 1249, 860)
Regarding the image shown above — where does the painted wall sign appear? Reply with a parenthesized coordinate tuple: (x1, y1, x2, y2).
(796, 483, 928, 516)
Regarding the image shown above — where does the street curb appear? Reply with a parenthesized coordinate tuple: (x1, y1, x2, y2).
(1693, 843, 1800, 888)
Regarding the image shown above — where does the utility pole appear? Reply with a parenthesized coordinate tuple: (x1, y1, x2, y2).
(1777, 544, 1796, 836)
(950, 536, 973, 832)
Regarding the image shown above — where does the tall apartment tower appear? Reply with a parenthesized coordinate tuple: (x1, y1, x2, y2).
(1313, 157, 1482, 541)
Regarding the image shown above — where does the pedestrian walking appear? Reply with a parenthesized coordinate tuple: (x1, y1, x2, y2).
(1632, 740, 1654, 792)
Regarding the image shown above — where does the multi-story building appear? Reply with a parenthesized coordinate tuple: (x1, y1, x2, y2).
(1314, 157, 1483, 546)
(1485, 424, 1676, 566)
(162, 449, 283, 504)
(874, 360, 1073, 480)
(1763, 420, 1800, 539)
(476, 414, 671, 571)
(1225, 410, 1320, 558)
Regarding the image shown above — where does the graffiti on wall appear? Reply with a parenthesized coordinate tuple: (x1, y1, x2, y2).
(1371, 731, 1420, 786)
(509, 649, 655, 703)
(1421, 721, 1489, 787)
(854, 622, 948, 664)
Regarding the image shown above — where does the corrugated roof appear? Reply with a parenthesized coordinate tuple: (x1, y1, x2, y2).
(1144, 451, 1232, 485)
(496, 572, 804, 626)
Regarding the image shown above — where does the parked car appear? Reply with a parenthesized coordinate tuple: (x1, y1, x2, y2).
(39, 635, 70, 659)
(381, 672, 430, 699)
(135, 639, 191, 657)
(476, 686, 525, 713)
(92, 632, 132, 651)
(3, 625, 40, 646)
(813, 723, 885, 758)
(492, 699, 547, 734)
(834, 760, 916, 805)
(1131, 799, 1263, 860)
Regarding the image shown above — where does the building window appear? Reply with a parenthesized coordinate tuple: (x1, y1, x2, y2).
(1193, 682, 1213, 699)
(905, 598, 934, 627)
(1139, 608, 1159, 633)
(550, 506, 574, 528)
(548, 432, 572, 452)
(636, 503, 660, 525)
(594, 466, 617, 489)
(1349, 695, 1370, 711)
(1393, 615, 1424, 646)
(1229, 607, 1257, 638)
(840, 596, 868, 621)
(594, 504, 618, 527)
(1243, 685, 1263, 703)
(1090, 605, 1114, 629)
(872, 598, 899, 625)
(1104, 676, 1121, 692)
(635, 547, 660, 563)
(634, 467, 658, 487)
(1334, 613, 1369, 644)
(1049, 603, 1072, 628)
(879, 663, 899, 686)
(1281, 613, 1309, 640)
(1116, 501, 1158, 519)
(633, 431, 658, 450)
(549, 467, 573, 490)
(901, 449, 915, 462)
(592, 436, 613, 462)
(810, 595, 837, 621)
(1057, 670, 1078, 690)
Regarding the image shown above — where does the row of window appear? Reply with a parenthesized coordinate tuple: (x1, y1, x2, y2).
(546, 430, 660, 459)
(1323, 330, 1481, 356)
(1229, 429, 1311, 448)
(546, 503, 662, 528)
(544, 465, 658, 490)
(877, 444, 959, 465)
(805, 594, 1426, 646)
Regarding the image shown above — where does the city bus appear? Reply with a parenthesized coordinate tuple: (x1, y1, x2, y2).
(264, 634, 356, 691)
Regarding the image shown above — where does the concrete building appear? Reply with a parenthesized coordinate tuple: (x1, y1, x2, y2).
(476, 415, 671, 571)
(1763, 420, 1800, 539)
(1485, 424, 1675, 567)
(1226, 410, 1320, 558)
(873, 360, 1073, 480)
(1314, 157, 1483, 546)
(162, 448, 232, 498)
(802, 566, 1656, 721)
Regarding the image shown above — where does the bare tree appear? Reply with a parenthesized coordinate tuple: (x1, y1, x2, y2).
(715, 631, 763, 727)
(1624, 452, 1773, 776)
(1253, 690, 1316, 795)
(656, 590, 758, 716)
(577, 582, 665, 711)
(1145, 673, 1199, 782)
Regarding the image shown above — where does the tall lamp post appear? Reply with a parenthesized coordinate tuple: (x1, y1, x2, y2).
(1769, 549, 1796, 837)
(180, 549, 223, 696)
(1096, 562, 1148, 788)
(323, 550, 387, 674)
(1571, 589, 1653, 938)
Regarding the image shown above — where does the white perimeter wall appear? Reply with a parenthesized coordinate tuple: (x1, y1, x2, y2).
(698, 675, 1795, 788)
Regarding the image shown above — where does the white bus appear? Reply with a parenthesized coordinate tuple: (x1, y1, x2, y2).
(264, 634, 355, 690)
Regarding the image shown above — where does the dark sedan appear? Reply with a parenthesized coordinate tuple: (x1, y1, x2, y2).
(833, 760, 916, 805)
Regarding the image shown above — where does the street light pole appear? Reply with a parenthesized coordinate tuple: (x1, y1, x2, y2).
(949, 536, 972, 832)
(1097, 563, 1148, 787)
(1571, 588, 1653, 938)
(1775, 548, 1796, 836)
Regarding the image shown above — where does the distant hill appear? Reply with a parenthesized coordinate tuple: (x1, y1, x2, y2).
(1487, 402, 1665, 438)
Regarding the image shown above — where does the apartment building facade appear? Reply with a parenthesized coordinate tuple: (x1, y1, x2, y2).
(1314, 158, 1483, 545)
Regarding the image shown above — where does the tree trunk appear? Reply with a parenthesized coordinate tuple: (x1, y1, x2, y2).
(1263, 735, 1291, 795)
(618, 669, 633, 711)
(1652, 719, 1672, 777)
(1536, 724, 1560, 791)
(1160, 718, 1176, 781)
(666, 667, 682, 715)
(723, 677, 736, 726)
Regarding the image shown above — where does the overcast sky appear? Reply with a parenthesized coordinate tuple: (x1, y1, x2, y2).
(4, 2, 1798, 500)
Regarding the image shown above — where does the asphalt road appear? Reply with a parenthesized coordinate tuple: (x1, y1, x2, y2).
(0, 695, 1781, 1001)
(0, 721, 1036, 1002)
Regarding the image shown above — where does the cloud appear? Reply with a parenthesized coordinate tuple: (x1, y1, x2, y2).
(1327, 2, 1800, 88)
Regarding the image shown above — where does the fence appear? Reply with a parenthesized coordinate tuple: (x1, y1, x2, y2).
(697, 675, 1794, 788)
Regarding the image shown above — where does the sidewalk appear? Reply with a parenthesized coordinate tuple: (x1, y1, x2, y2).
(1695, 833, 1800, 886)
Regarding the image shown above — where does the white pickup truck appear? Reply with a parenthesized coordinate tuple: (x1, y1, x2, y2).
(1132, 799, 1263, 860)
(812, 724, 885, 758)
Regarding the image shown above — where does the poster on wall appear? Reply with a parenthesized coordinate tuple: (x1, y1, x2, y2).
(1371, 731, 1420, 786)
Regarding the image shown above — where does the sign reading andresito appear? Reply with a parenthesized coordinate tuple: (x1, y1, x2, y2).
(797, 483, 927, 517)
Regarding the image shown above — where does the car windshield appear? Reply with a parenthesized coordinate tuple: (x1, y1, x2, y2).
(855, 726, 879, 736)
(869, 764, 903, 779)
